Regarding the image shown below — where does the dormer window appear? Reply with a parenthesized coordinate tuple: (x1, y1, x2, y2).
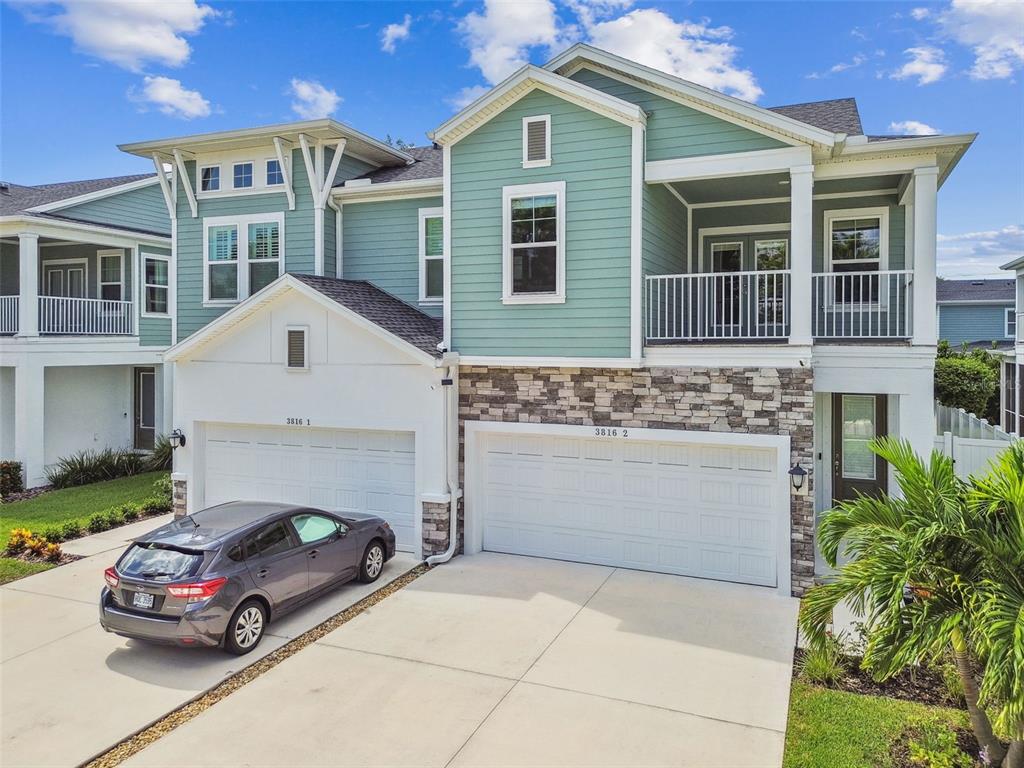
(200, 166, 220, 192)
(522, 115, 551, 168)
(233, 162, 254, 189)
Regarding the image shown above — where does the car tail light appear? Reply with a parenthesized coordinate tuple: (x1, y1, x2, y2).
(166, 577, 227, 600)
(104, 567, 119, 590)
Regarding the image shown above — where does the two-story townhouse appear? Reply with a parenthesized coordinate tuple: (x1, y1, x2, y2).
(1, 175, 173, 487)
(120, 44, 974, 597)
(998, 258, 1024, 434)
(937, 278, 1016, 348)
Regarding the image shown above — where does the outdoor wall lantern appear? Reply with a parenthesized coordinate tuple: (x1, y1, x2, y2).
(169, 429, 187, 449)
(788, 462, 808, 494)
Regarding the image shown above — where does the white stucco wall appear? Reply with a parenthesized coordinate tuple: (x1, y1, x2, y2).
(0, 367, 14, 458)
(43, 365, 133, 465)
(171, 290, 450, 547)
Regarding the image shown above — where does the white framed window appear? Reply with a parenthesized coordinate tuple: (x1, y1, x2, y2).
(754, 238, 788, 270)
(522, 115, 551, 169)
(824, 207, 890, 306)
(285, 325, 309, 370)
(199, 165, 220, 192)
(142, 254, 170, 316)
(266, 159, 284, 186)
(203, 212, 284, 304)
(1006, 307, 1016, 339)
(502, 180, 565, 304)
(97, 249, 124, 301)
(418, 207, 444, 305)
(233, 162, 254, 189)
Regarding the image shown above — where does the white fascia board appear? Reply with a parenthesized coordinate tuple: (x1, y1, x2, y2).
(330, 177, 443, 204)
(644, 344, 812, 369)
(544, 45, 836, 148)
(840, 133, 977, 156)
(26, 175, 162, 213)
(429, 65, 646, 146)
(1000, 256, 1024, 272)
(458, 355, 644, 369)
(813, 153, 939, 180)
(165, 274, 438, 367)
(646, 146, 812, 183)
(937, 299, 1014, 306)
(0, 215, 170, 247)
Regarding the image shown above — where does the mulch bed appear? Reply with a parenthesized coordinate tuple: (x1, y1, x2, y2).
(1, 486, 53, 503)
(889, 725, 982, 767)
(793, 648, 963, 708)
(4, 549, 81, 567)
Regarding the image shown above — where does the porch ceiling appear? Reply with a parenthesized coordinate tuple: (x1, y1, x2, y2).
(666, 172, 905, 206)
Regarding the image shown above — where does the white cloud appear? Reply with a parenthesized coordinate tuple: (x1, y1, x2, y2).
(910, 7, 931, 20)
(587, 9, 763, 101)
(20, 0, 216, 71)
(447, 84, 491, 111)
(938, 225, 1024, 277)
(891, 45, 948, 84)
(939, 0, 1024, 80)
(457, 0, 562, 85)
(133, 75, 210, 119)
(807, 53, 868, 79)
(288, 78, 341, 119)
(381, 14, 412, 54)
(888, 119, 940, 135)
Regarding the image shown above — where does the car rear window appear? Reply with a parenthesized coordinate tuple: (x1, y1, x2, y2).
(118, 544, 205, 580)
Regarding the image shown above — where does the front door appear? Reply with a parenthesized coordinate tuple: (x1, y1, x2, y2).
(134, 367, 156, 450)
(832, 393, 888, 504)
(43, 264, 86, 298)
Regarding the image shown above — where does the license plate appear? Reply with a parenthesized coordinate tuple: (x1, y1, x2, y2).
(132, 592, 155, 609)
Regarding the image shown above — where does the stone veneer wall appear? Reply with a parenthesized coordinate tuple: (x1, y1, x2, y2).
(171, 475, 188, 519)
(458, 366, 815, 596)
(422, 501, 462, 558)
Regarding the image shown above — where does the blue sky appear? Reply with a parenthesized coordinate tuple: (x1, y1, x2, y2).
(1, 0, 1021, 276)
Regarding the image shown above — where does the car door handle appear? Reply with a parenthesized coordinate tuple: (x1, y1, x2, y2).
(256, 568, 269, 578)
(308, 549, 319, 559)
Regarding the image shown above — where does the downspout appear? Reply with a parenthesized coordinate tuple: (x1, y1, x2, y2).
(426, 350, 461, 566)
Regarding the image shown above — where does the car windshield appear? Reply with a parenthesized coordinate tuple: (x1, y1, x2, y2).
(118, 544, 205, 581)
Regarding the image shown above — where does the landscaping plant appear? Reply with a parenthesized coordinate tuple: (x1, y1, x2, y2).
(797, 632, 848, 685)
(0, 461, 24, 498)
(45, 447, 148, 489)
(800, 437, 1024, 767)
(146, 434, 173, 472)
(934, 341, 1000, 422)
(907, 721, 974, 768)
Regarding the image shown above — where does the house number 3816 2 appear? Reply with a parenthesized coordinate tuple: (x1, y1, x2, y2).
(594, 427, 628, 438)
(286, 417, 310, 426)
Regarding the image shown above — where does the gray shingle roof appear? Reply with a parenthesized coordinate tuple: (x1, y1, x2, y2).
(936, 278, 1015, 303)
(768, 98, 863, 136)
(340, 146, 442, 186)
(0, 173, 155, 216)
(290, 273, 443, 356)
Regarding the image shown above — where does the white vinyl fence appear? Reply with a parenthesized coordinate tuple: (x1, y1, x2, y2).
(934, 401, 1016, 480)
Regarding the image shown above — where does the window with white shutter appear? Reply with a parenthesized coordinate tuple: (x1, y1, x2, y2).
(522, 115, 551, 168)
(286, 327, 308, 370)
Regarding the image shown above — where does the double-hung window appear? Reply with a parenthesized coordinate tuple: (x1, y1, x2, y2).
(1006, 307, 1017, 339)
(233, 162, 254, 189)
(266, 159, 284, 186)
(143, 254, 169, 315)
(419, 207, 444, 304)
(502, 181, 565, 304)
(204, 214, 283, 303)
(200, 166, 220, 192)
(826, 208, 888, 305)
(98, 250, 123, 301)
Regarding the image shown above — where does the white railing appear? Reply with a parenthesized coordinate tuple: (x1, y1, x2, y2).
(38, 296, 134, 335)
(812, 270, 912, 338)
(646, 270, 790, 341)
(0, 296, 17, 335)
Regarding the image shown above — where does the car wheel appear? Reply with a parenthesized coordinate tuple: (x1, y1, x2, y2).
(358, 540, 385, 583)
(224, 599, 267, 655)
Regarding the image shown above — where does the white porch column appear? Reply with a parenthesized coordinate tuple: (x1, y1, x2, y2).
(911, 166, 939, 346)
(17, 232, 38, 337)
(789, 165, 814, 346)
(14, 362, 45, 487)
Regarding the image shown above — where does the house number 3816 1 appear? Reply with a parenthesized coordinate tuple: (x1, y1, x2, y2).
(286, 418, 310, 426)
(594, 427, 628, 438)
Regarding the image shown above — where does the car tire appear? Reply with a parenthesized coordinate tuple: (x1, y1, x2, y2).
(358, 540, 386, 584)
(224, 599, 267, 655)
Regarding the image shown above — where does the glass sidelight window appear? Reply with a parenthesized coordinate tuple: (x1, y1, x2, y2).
(841, 394, 877, 480)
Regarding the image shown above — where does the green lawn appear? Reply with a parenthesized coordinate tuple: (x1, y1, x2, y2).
(0, 558, 54, 585)
(783, 681, 970, 768)
(0, 471, 168, 537)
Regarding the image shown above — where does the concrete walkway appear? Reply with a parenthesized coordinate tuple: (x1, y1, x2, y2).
(125, 553, 800, 768)
(0, 519, 418, 768)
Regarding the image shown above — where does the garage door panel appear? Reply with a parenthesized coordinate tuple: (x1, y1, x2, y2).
(202, 424, 416, 552)
(478, 432, 782, 587)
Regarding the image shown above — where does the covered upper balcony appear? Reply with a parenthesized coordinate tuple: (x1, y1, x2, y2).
(641, 145, 942, 348)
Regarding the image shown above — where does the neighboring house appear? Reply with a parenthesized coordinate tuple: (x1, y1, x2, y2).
(998, 258, 1024, 435)
(937, 278, 1015, 347)
(0, 175, 172, 487)
(4, 44, 975, 598)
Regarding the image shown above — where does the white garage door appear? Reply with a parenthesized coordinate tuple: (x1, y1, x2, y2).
(202, 424, 417, 551)
(477, 431, 786, 587)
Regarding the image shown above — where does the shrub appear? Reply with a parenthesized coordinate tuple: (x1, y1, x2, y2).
(153, 474, 173, 501)
(120, 503, 140, 522)
(39, 526, 64, 544)
(45, 447, 148, 489)
(907, 721, 973, 768)
(26, 535, 49, 557)
(42, 542, 62, 563)
(5, 528, 33, 554)
(60, 521, 83, 541)
(146, 435, 173, 472)
(103, 509, 125, 529)
(934, 354, 998, 418)
(86, 514, 109, 534)
(0, 460, 24, 497)
(797, 632, 847, 685)
(141, 495, 172, 516)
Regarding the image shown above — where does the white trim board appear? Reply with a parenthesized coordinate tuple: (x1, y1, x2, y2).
(26, 175, 162, 214)
(646, 146, 813, 184)
(458, 355, 643, 369)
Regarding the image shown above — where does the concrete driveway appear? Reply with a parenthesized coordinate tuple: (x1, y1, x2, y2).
(0, 517, 418, 768)
(125, 553, 800, 768)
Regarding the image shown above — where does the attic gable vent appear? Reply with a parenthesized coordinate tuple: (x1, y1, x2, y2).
(286, 326, 308, 370)
(522, 115, 551, 168)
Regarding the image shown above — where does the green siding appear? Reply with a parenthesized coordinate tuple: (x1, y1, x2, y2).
(58, 182, 171, 235)
(38, 244, 133, 300)
(343, 196, 443, 318)
(324, 205, 337, 279)
(642, 184, 687, 276)
(139, 245, 172, 347)
(939, 303, 1014, 346)
(570, 67, 787, 162)
(0, 242, 17, 294)
(451, 89, 633, 357)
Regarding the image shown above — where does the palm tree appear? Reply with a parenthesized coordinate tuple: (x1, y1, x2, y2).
(799, 437, 1021, 766)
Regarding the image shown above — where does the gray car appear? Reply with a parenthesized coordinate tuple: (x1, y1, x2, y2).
(99, 501, 397, 654)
